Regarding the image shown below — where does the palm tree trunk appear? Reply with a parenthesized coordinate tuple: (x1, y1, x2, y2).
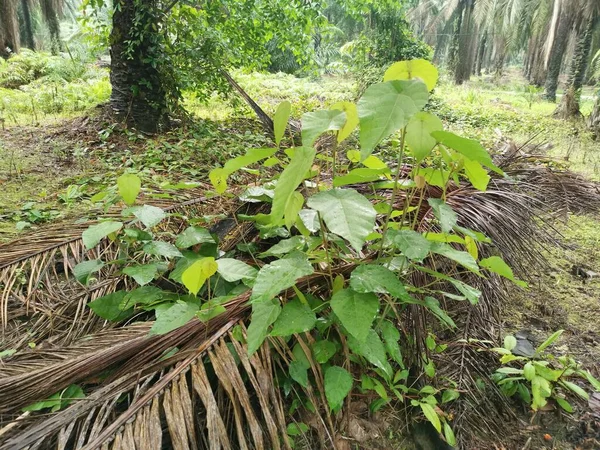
(20, 0, 36, 50)
(109, 0, 169, 133)
(544, 0, 575, 102)
(589, 94, 600, 139)
(448, 0, 464, 76)
(475, 31, 487, 76)
(40, 0, 62, 55)
(454, 0, 475, 84)
(0, 0, 20, 57)
(554, 15, 596, 118)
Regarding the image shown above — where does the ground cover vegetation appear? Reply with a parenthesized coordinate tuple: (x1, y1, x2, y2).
(1, 1, 600, 449)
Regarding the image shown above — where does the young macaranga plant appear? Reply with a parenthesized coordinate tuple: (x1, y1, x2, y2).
(70, 58, 527, 446)
(491, 330, 600, 413)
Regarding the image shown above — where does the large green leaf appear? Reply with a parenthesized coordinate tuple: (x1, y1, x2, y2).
(251, 255, 314, 302)
(307, 188, 376, 252)
(393, 230, 431, 261)
(88, 291, 131, 321)
(150, 300, 199, 335)
(117, 173, 141, 205)
(73, 259, 104, 285)
(428, 199, 457, 233)
(122, 263, 158, 286)
(479, 256, 526, 287)
(181, 257, 218, 295)
(333, 168, 390, 187)
(430, 242, 479, 273)
(175, 226, 215, 249)
(380, 320, 403, 366)
(274, 101, 291, 146)
(133, 205, 167, 228)
(216, 258, 258, 283)
(405, 112, 443, 162)
(357, 80, 429, 159)
(324, 366, 353, 410)
(270, 146, 316, 224)
(270, 298, 316, 336)
(384, 59, 439, 91)
(463, 159, 491, 191)
(143, 241, 183, 259)
(209, 147, 278, 194)
(82, 221, 123, 249)
(301, 109, 346, 146)
(247, 298, 281, 355)
(349, 265, 409, 300)
(431, 131, 502, 174)
(348, 329, 393, 380)
(330, 288, 379, 342)
(331, 101, 359, 142)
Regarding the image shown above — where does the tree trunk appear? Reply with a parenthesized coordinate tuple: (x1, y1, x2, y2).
(554, 16, 596, 118)
(0, 0, 20, 58)
(448, 1, 464, 76)
(20, 0, 36, 50)
(475, 31, 487, 76)
(544, 0, 575, 102)
(454, 0, 475, 84)
(109, 0, 168, 133)
(589, 94, 600, 139)
(40, 0, 61, 55)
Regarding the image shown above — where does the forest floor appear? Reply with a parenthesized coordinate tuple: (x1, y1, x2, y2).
(1, 68, 600, 448)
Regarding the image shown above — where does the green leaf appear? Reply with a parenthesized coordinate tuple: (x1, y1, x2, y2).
(333, 168, 390, 187)
(384, 59, 439, 91)
(480, 256, 524, 286)
(405, 112, 443, 162)
(348, 329, 393, 380)
(442, 389, 460, 404)
(251, 255, 314, 302)
(73, 259, 104, 284)
(424, 297, 456, 328)
(82, 221, 123, 249)
(330, 288, 379, 342)
(88, 291, 131, 321)
(443, 421, 456, 447)
(175, 226, 215, 249)
(312, 340, 337, 364)
(331, 101, 359, 142)
(463, 159, 491, 191)
(216, 258, 258, 283)
(285, 192, 304, 230)
(260, 236, 306, 257)
(324, 366, 353, 410)
(524, 362, 536, 381)
(307, 188, 376, 252)
(555, 397, 573, 413)
(430, 242, 479, 272)
(428, 199, 457, 233)
(380, 321, 403, 366)
(247, 298, 281, 355)
(536, 329, 563, 354)
(150, 300, 199, 335)
(504, 335, 517, 351)
(181, 257, 218, 295)
(0, 349, 16, 359)
(289, 360, 309, 388)
(350, 265, 409, 300)
(287, 422, 309, 436)
(117, 173, 141, 205)
(431, 131, 502, 174)
(357, 80, 429, 159)
(270, 298, 316, 336)
(209, 148, 278, 194)
(133, 205, 166, 229)
(270, 146, 316, 224)
(274, 101, 291, 146)
(301, 109, 346, 146)
(560, 380, 589, 400)
(143, 241, 183, 259)
(120, 286, 164, 309)
(420, 403, 441, 433)
(393, 230, 431, 261)
(122, 264, 158, 286)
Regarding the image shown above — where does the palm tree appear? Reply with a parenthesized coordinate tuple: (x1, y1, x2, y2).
(0, 0, 20, 58)
(554, 0, 600, 118)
